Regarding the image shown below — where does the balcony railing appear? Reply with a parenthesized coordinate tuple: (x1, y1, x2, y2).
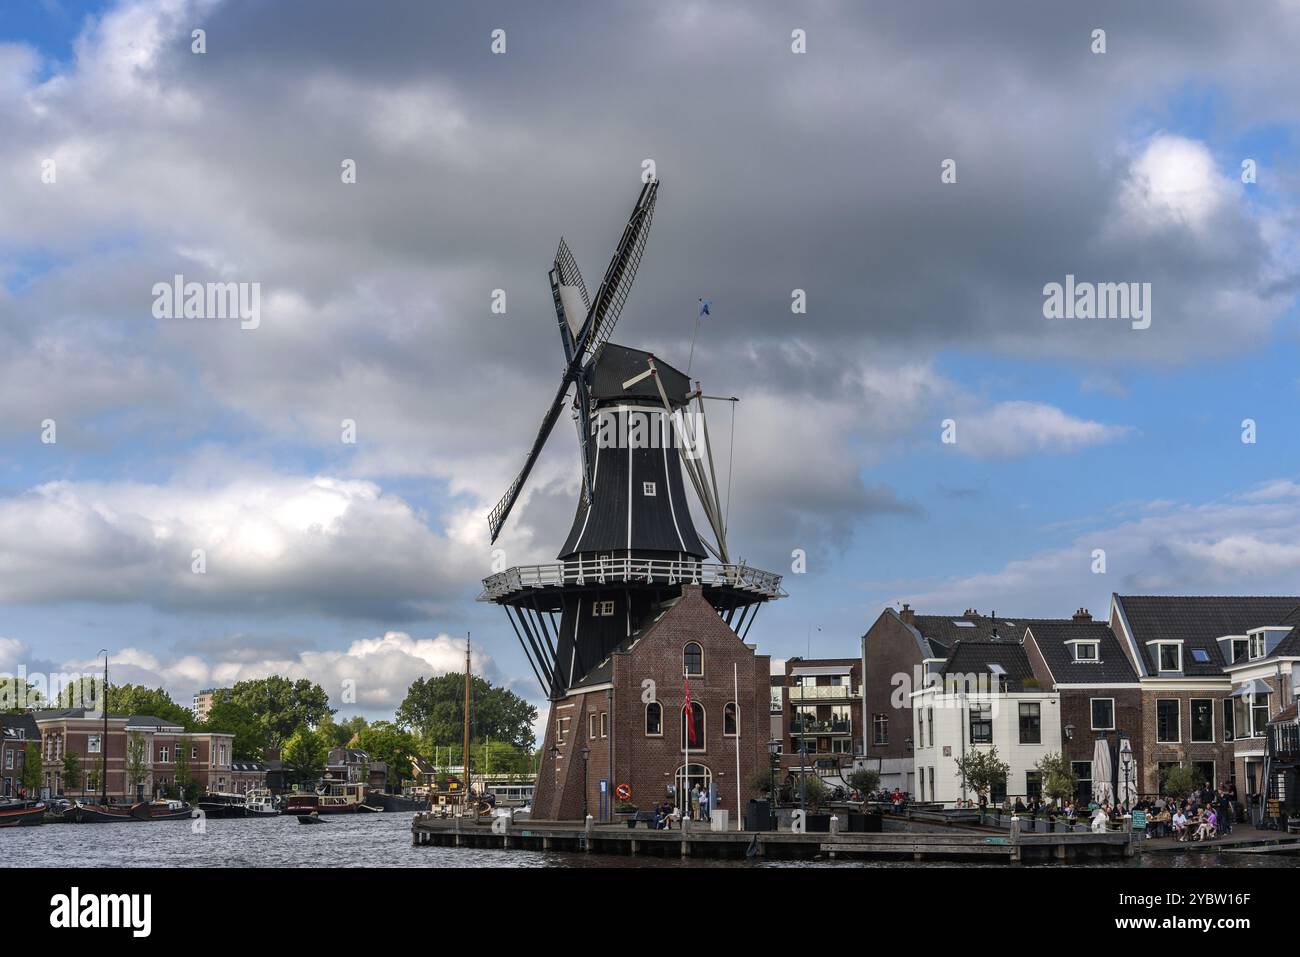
(479, 557, 786, 601)
(789, 685, 859, 701)
(790, 719, 852, 736)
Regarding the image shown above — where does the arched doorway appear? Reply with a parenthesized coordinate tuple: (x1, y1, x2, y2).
(673, 763, 712, 810)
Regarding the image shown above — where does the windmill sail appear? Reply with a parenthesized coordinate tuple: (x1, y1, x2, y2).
(487, 377, 574, 543)
(580, 179, 657, 357)
(552, 238, 590, 343)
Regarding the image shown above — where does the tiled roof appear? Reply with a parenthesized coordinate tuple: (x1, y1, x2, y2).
(1025, 621, 1138, 685)
(1, 713, 39, 739)
(939, 640, 1036, 691)
(1115, 595, 1300, 676)
(1270, 702, 1298, 724)
(912, 614, 1070, 657)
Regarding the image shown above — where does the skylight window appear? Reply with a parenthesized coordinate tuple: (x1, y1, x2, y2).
(1191, 649, 1211, 664)
(953, 621, 976, 628)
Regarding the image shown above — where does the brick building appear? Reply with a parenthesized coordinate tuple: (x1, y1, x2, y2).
(779, 657, 862, 781)
(1109, 594, 1300, 796)
(32, 709, 235, 800)
(1, 712, 40, 797)
(1022, 612, 1142, 804)
(532, 585, 770, 822)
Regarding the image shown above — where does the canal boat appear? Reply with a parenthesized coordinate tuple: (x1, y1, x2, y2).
(198, 793, 248, 818)
(243, 788, 279, 817)
(130, 800, 193, 821)
(0, 799, 47, 827)
(64, 802, 141, 823)
(282, 782, 367, 815)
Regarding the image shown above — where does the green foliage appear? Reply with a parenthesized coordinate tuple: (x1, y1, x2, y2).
(0, 677, 45, 712)
(229, 676, 334, 747)
(126, 732, 149, 793)
(800, 773, 828, 810)
(202, 699, 270, 761)
(351, 721, 417, 786)
(60, 751, 83, 794)
(397, 673, 537, 751)
(282, 726, 328, 784)
(848, 767, 881, 794)
(1160, 764, 1199, 798)
(1035, 752, 1077, 802)
(317, 714, 368, 749)
(56, 680, 195, 728)
(747, 768, 774, 795)
(953, 746, 1010, 801)
(21, 743, 42, 793)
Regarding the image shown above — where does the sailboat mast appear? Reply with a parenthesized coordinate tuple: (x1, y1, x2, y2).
(463, 634, 471, 811)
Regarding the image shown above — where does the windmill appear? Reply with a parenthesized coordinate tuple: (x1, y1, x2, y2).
(480, 180, 785, 701)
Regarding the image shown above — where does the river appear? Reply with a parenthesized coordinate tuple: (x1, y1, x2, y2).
(5, 813, 1297, 868)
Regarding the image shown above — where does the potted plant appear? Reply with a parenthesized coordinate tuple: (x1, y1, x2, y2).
(800, 775, 832, 832)
(615, 800, 638, 827)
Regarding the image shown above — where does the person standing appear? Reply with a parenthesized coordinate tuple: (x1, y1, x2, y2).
(700, 786, 711, 823)
(690, 784, 702, 821)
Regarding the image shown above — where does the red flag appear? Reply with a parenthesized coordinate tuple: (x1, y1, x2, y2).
(684, 678, 697, 746)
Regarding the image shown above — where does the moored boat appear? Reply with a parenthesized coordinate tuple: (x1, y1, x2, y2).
(130, 799, 193, 821)
(198, 793, 248, 818)
(282, 782, 366, 815)
(243, 788, 279, 817)
(63, 802, 141, 823)
(0, 800, 47, 827)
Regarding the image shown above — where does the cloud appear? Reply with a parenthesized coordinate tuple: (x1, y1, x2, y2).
(952, 401, 1131, 458)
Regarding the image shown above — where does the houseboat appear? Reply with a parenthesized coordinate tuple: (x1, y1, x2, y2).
(281, 782, 369, 815)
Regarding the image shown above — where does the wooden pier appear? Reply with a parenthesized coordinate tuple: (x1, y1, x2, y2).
(410, 814, 1135, 863)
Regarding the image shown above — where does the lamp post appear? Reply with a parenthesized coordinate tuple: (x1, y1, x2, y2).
(1064, 722, 1075, 743)
(767, 738, 781, 829)
(579, 745, 590, 821)
(1119, 734, 1134, 811)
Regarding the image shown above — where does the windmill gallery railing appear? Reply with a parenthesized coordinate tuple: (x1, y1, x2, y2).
(478, 557, 786, 602)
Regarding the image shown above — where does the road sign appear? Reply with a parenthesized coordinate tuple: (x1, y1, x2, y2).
(615, 783, 632, 801)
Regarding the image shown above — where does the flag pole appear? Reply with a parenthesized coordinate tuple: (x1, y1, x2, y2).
(734, 662, 742, 831)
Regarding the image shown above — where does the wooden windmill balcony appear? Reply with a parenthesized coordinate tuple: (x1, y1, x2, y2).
(478, 557, 786, 603)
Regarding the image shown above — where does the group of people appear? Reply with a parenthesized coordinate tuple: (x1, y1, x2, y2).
(869, 787, 911, 812)
(1131, 783, 1237, 842)
(650, 783, 713, 830)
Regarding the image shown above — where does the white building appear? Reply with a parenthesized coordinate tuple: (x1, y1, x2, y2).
(911, 639, 1062, 806)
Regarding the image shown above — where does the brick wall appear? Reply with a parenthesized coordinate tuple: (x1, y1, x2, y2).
(862, 610, 926, 765)
(1138, 687, 1233, 794)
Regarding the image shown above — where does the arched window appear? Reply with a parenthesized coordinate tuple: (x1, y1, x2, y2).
(681, 703, 705, 750)
(724, 702, 738, 737)
(645, 702, 663, 737)
(683, 642, 703, 677)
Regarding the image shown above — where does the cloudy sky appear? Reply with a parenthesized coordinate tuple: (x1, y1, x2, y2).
(4, 0, 1300, 734)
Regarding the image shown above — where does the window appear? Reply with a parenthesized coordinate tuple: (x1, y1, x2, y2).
(681, 703, 705, 750)
(556, 716, 570, 745)
(1251, 693, 1270, 737)
(1025, 770, 1042, 801)
(1157, 643, 1181, 672)
(683, 642, 703, 677)
(1072, 761, 1093, 804)
(1231, 638, 1248, 663)
(642, 481, 656, 496)
(1249, 632, 1266, 659)
(926, 708, 934, 748)
(723, 702, 738, 737)
(600, 712, 608, 738)
(1018, 702, 1041, 744)
(916, 712, 924, 749)
(159, 746, 170, 763)
(928, 767, 935, 802)
(1156, 699, 1180, 743)
(1191, 649, 1211, 664)
(1091, 698, 1115, 730)
(191, 746, 198, 759)
(1074, 642, 1098, 662)
(592, 600, 615, 617)
(1190, 699, 1214, 743)
(644, 702, 662, 736)
(969, 704, 992, 744)
(88, 735, 101, 754)
(3, 751, 11, 770)
(872, 713, 888, 746)
(589, 713, 599, 739)
(1222, 698, 1235, 742)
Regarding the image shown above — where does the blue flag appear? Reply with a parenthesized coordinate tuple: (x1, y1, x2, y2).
(698, 298, 711, 317)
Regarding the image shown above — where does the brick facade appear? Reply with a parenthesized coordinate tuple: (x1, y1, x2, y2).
(1136, 687, 1233, 795)
(861, 607, 929, 789)
(533, 585, 770, 822)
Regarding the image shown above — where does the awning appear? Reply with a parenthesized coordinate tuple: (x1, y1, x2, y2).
(1230, 679, 1271, 698)
(790, 666, 852, 677)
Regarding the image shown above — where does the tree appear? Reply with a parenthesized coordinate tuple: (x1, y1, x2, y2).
(282, 726, 328, 785)
(953, 747, 1010, 803)
(848, 767, 881, 795)
(397, 673, 537, 751)
(1036, 752, 1077, 804)
(1161, 763, 1199, 799)
(21, 743, 42, 796)
(0, 676, 45, 712)
(126, 731, 149, 799)
(352, 721, 418, 788)
(56, 680, 194, 728)
(203, 699, 270, 761)
(61, 751, 83, 796)
(801, 773, 828, 811)
(174, 740, 195, 800)
(230, 676, 334, 747)
(86, 765, 100, 796)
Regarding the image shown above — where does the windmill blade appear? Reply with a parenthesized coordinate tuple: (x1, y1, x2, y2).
(487, 379, 574, 543)
(551, 238, 590, 344)
(580, 179, 658, 357)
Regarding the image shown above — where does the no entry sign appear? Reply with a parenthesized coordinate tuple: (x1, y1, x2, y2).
(615, 783, 632, 802)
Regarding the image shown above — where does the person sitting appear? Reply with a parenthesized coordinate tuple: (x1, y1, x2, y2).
(1090, 805, 1109, 833)
(1172, 808, 1188, 840)
(1194, 808, 1217, 842)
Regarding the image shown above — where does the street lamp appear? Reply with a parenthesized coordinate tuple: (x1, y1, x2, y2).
(767, 738, 781, 829)
(1119, 734, 1134, 811)
(1064, 723, 1075, 742)
(579, 745, 591, 820)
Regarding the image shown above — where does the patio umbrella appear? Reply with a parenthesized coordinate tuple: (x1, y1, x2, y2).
(1117, 736, 1138, 809)
(1091, 737, 1114, 806)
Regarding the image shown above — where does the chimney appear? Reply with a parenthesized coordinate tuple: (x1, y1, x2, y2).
(1073, 608, 1092, 623)
(899, 603, 915, 625)
(991, 626, 1000, 641)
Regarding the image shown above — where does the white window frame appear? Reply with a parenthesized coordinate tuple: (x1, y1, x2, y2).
(87, 734, 101, 754)
(1189, 697, 1215, 744)
(1249, 632, 1266, 660)
(642, 481, 656, 496)
(645, 702, 663, 737)
(1156, 643, 1182, 673)
(1156, 698, 1181, 744)
(1090, 697, 1116, 731)
(1074, 642, 1099, 662)
(681, 702, 706, 753)
(683, 642, 704, 677)
(723, 702, 739, 737)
